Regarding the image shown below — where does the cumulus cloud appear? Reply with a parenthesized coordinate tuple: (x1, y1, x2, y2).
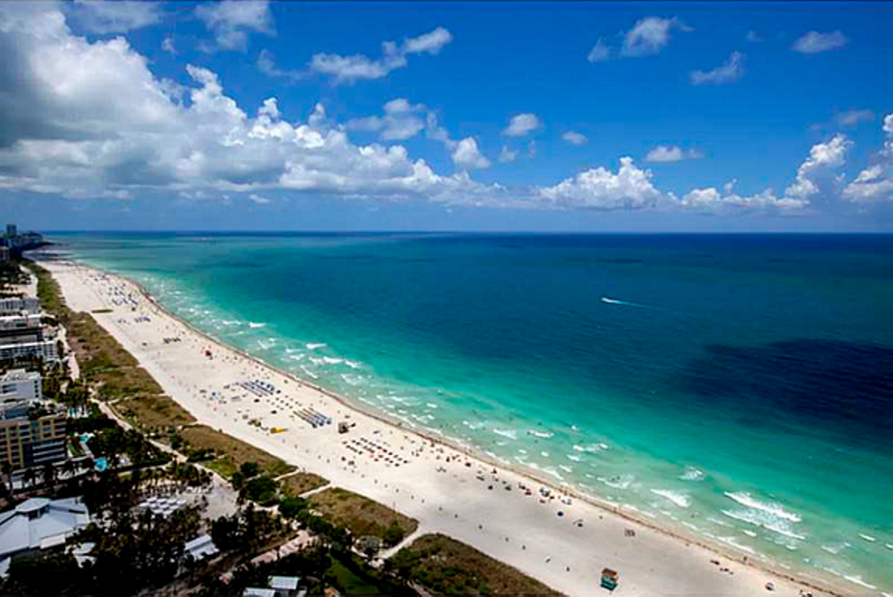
(842, 166, 893, 203)
(587, 39, 610, 62)
(344, 98, 427, 141)
(196, 0, 274, 52)
(792, 31, 847, 54)
(784, 134, 852, 201)
(682, 185, 806, 212)
(503, 113, 541, 137)
(690, 52, 745, 85)
(309, 27, 452, 84)
(0, 4, 495, 204)
(248, 193, 270, 205)
(537, 157, 666, 210)
(621, 17, 691, 57)
(66, 0, 163, 34)
(843, 115, 893, 203)
(499, 146, 518, 163)
(451, 138, 490, 169)
(644, 145, 701, 162)
(562, 131, 588, 146)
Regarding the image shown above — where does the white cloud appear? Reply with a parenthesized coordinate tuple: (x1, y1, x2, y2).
(401, 27, 453, 54)
(195, 0, 274, 52)
(161, 36, 176, 55)
(499, 146, 518, 163)
(537, 157, 666, 210)
(503, 113, 541, 137)
(792, 31, 847, 54)
(345, 98, 427, 141)
(309, 27, 452, 84)
(784, 134, 852, 200)
(682, 186, 806, 212)
(587, 39, 610, 63)
(690, 51, 745, 85)
(562, 131, 588, 146)
(67, 0, 163, 34)
(843, 115, 893, 203)
(590, 17, 690, 62)
(746, 30, 764, 42)
(836, 109, 874, 127)
(644, 145, 701, 162)
(257, 49, 302, 81)
(248, 193, 270, 205)
(0, 5, 495, 205)
(451, 138, 490, 169)
(842, 165, 893, 203)
(621, 17, 691, 57)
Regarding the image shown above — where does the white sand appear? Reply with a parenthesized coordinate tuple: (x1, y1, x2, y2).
(40, 257, 847, 597)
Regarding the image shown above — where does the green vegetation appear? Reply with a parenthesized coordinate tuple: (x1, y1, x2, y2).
(210, 504, 290, 554)
(27, 262, 194, 431)
(309, 487, 418, 546)
(389, 534, 560, 596)
(179, 425, 294, 479)
(7, 263, 557, 597)
(281, 470, 329, 496)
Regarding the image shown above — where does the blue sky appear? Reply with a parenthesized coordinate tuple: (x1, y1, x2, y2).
(1, 1, 892, 231)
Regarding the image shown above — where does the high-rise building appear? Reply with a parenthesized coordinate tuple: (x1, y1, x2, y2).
(0, 372, 67, 472)
(5, 224, 16, 239)
(0, 369, 43, 402)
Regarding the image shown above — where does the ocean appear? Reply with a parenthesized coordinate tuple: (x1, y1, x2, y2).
(50, 232, 893, 591)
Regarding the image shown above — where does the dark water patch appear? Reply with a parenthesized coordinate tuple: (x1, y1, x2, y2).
(316, 254, 376, 262)
(678, 339, 893, 448)
(597, 258, 644, 264)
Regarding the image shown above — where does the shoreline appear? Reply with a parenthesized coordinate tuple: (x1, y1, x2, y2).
(36, 252, 853, 597)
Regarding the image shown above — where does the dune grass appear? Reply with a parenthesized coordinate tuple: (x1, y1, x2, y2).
(309, 487, 417, 541)
(179, 424, 295, 479)
(390, 533, 560, 596)
(281, 471, 329, 496)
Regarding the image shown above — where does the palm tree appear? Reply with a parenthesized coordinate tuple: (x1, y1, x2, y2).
(42, 463, 56, 489)
(1, 462, 13, 499)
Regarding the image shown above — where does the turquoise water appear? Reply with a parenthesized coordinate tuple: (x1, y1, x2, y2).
(52, 232, 893, 591)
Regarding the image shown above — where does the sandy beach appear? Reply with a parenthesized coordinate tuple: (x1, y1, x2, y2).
(38, 255, 849, 597)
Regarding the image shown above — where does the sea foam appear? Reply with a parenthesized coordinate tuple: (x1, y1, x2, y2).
(650, 489, 691, 508)
(723, 492, 802, 522)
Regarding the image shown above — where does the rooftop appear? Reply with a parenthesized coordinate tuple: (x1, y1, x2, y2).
(0, 497, 90, 559)
(269, 576, 300, 590)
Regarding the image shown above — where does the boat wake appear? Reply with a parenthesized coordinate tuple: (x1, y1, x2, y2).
(600, 296, 645, 308)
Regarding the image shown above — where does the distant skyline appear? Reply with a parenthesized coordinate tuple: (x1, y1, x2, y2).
(1, 1, 893, 232)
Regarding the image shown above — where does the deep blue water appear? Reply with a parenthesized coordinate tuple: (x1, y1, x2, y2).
(50, 232, 893, 590)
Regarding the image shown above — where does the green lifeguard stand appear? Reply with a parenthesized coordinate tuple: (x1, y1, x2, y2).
(600, 568, 619, 591)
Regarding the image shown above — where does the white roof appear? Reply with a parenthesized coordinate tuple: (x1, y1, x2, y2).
(244, 589, 276, 597)
(0, 369, 40, 382)
(269, 576, 300, 590)
(184, 534, 218, 560)
(0, 497, 90, 558)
